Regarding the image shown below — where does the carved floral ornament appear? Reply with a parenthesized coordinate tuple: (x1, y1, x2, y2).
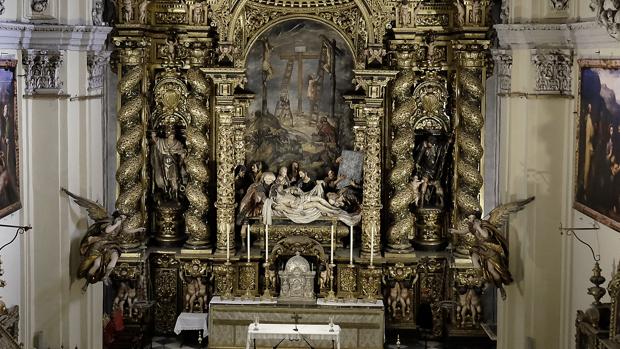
(531, 49, 573, 94)
(22, 50, 64, 95)
(550, 0, 568, 10)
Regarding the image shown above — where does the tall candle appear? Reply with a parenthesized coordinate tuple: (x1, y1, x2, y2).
(370, 224, 374, 266)
(247, 224, 251, 263)
(265, 224, 269, 261)
(349, 225, 354, 266)
(226, 223, 230, 262)
(330, 224, 334, 264)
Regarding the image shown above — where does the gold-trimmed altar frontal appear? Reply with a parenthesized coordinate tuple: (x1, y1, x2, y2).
(208, 298, 384, 349)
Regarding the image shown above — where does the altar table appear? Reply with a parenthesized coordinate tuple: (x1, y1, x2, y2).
(208, 297, 383, 349)
(246, 323, 341, 349)
(174, 312, 209, 346)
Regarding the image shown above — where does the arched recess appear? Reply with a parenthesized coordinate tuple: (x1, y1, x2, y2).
(242, 16, 359, 69)
(220, 0, 384, 68)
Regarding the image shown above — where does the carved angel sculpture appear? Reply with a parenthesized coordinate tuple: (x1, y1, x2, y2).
(62, 188, 145, 291)
(451, 197, 535, 300)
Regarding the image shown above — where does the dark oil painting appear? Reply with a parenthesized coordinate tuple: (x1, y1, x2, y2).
(244, 19, 355, 179)
(0, 60, 21, 219)
(575, 60, 620, 231)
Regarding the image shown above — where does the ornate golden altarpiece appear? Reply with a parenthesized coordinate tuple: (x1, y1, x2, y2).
(109, 0, 493, 343)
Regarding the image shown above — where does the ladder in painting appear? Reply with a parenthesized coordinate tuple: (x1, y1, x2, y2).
(274, 59, 294, 122)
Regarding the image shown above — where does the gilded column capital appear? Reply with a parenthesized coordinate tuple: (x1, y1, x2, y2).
(205, 68, 247, 98)
(530, 49, 573, 94)
(352, 70, 398, 101)
(113, 37, 151, 66)
(453, 42, 490, 68)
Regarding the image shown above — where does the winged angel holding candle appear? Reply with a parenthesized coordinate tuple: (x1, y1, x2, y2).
(62, 188, 146, 290)
(451, 197, 534, 300)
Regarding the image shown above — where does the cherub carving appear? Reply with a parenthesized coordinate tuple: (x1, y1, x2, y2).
(456, 286, 482, 326)
(138, 0, 149, 24)
(451, 197, 534, 300)
(114, 281, 137, 317)
(62, 188, 146, 291)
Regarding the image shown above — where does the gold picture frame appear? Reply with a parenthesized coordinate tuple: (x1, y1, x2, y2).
(0, 60, 21, 219)
(574, 59, 620, 231)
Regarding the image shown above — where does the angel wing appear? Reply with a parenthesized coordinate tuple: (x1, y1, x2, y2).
(61, 187, 111, 224)
(485, 196, 535, 230)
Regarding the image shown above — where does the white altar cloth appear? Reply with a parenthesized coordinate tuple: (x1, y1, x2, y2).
(246, 323, 341, 349)
(174, 312, 209, 336)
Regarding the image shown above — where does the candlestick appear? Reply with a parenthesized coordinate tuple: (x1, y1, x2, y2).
(265, 224, 269, 262)
(349, 225, 354, 265)
(226, 223, 230, 262)
(370, 224, 374, 266)
(330, 224, 334, 264)
(247, 224, 251, 263)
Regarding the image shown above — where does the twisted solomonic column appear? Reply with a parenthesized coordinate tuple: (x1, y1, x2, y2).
(454, 59, 485, 254)
(116, 65, 147, 250)
(183, 68, 212, 249)
(387, 70, 417, 253)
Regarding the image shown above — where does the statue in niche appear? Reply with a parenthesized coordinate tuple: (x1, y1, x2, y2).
(413, 134, 449, 208)
(471, 0, 482, 24)
(192, 3, 204, 25)
(122, 0, 133, 23)
(150, 125, 187, 203)
(92, 0, 104, 25)
(138, 0, 149, 24)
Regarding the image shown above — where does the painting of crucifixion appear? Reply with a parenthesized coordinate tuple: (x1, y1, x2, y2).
(244, 19, 355, 180)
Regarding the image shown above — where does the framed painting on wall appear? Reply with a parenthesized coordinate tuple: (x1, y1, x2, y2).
(575, 59, 620, 231)
(0, 60, 21, 219)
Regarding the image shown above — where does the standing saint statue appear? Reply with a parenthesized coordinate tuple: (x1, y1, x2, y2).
(150, 126, 187, 201)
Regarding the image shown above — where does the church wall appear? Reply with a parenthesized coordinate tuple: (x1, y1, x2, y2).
(497, 1, 620, 348)
(0, 1, 110, 347)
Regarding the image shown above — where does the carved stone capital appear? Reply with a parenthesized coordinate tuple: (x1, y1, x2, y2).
(531, 49, 572, 94)
(87, 50, 111, 91)
(550, 0, 568, 11)
(22, 49, 64, 95)
(492, 49, 512, 94)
